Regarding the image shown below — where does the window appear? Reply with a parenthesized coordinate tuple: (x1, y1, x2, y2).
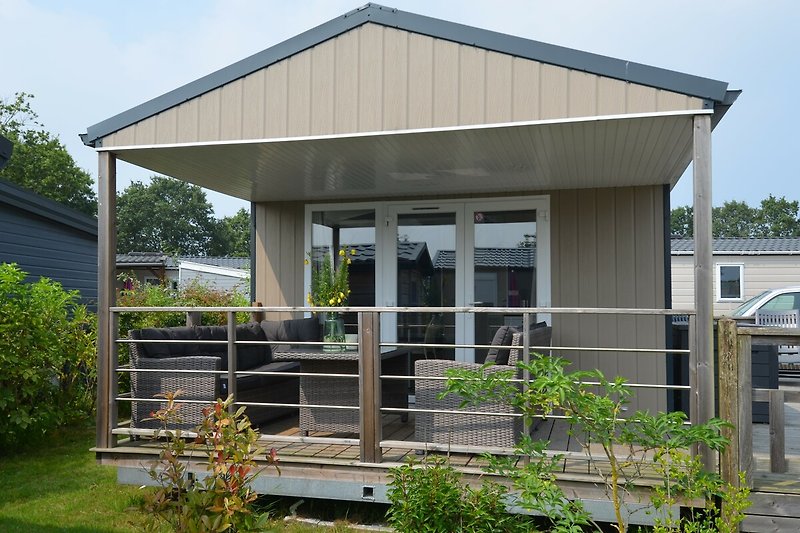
(716, 264, 743, 301)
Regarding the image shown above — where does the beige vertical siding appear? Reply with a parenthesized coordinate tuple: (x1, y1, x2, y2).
(253, 201, 304, 317)
(671, 254, 800, 315)
(550, 186, 667, 413)
(100, 24, 704, 148)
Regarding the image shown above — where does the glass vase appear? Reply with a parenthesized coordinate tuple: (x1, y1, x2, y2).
(323, 311, 346, 352)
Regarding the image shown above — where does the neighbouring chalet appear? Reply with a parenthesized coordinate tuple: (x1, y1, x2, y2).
(0, 178, 98, 307)
(672, 237, 800, 315)
(79, 5, 800, 530)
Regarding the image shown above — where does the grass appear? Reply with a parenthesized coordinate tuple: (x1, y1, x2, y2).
(0, 423, 147, 532)
(0, 423, 379, 532)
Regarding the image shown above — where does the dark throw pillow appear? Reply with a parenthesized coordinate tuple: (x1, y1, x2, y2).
(485, 325, 517, 364)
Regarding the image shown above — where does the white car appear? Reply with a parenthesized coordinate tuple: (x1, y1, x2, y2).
(731, 286, 800, 364)
(731, 286, 800, 319)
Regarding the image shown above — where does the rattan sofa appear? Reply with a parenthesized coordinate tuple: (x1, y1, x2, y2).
(128, 319, 319, 430)
(414, 324, 552, 448)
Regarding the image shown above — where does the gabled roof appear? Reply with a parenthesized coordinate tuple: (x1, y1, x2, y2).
(671, 238, 800, 256)
(81, 3, 731, 147)
(0, 179, 97, 236)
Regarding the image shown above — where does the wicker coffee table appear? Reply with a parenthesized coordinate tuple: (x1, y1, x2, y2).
(272, 347, 409, 435)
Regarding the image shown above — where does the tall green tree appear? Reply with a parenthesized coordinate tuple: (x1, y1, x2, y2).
(117, 176, 218, 255)
(671, 196, 800, 238)
(210, 208, 251, 257)
(712, 200, 758, 238)
(755, 195, 800, 237)
(0, 92, 97, 216)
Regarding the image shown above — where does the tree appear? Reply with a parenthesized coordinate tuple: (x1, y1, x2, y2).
(117, 176, 218, 255)
(671, 196, 800, 238)
(0, 92, 97, 216)
(712, 200, 758, 238)
(755, 195, 800, 237)
(210, 208, 251, 257)
(670, 205, 694, 237)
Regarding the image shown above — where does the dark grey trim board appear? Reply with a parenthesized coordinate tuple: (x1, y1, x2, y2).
(0, 134, 12, 170)
(82, 3, 731, 147)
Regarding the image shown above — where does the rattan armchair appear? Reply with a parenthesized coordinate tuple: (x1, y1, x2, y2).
(414, 325, 552, 448)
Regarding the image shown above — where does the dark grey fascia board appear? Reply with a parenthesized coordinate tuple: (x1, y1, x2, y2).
(81, 2, 731, 147)
(0, 179, 98, 236)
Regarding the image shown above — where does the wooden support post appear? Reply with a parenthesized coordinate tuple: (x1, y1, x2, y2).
(359, 312, 382, 463)
(96, 152, 117, 450)
(769, 389, 787, 474)
(692, 114, 715, 471)
(226, 311, 237, 413)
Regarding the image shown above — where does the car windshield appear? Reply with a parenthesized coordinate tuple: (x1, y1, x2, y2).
(731, 291, 769, 317)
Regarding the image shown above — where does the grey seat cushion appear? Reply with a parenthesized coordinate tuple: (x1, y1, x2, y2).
(485, 325, 517, 364)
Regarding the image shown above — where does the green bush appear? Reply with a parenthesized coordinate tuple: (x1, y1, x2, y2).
(0, 263, 96, 448)
(387, 456, 536, 533)
(117, 273, 250, 333)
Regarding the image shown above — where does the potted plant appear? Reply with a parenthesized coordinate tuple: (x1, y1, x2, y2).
(306, 247, 355, 351)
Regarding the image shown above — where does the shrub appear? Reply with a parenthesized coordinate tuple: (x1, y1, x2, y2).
(143, 392, 276, 532)
(443, 354, 750, 533)
(0, 263, 96, 448)
(117, 274, 250, 332)
(387, 456, 535, 533)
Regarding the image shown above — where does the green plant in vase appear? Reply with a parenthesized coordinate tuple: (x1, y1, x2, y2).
(306, 247, 355, 351)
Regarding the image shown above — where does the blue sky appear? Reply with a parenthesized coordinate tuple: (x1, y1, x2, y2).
(2, 0, 798, 217)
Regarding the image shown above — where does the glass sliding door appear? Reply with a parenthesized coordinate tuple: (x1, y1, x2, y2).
(469, 209, 537, 363)
(392, 210, 457, 361)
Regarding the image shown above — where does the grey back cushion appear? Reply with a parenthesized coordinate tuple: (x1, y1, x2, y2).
(261, 318, 320, 343)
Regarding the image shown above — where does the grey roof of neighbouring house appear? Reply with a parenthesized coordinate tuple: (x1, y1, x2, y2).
(671, 238, 800, 256)
(116, 253, 250, 269)
(434, 247, 536, 270)
(311, 242, 430, 265)
(82, 3, 732, 147)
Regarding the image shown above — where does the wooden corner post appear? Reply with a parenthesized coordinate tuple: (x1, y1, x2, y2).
(96, 151, 117, 450)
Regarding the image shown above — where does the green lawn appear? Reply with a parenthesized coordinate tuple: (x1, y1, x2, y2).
(0, 424, 370, 532)
(0, 424, 147, 532)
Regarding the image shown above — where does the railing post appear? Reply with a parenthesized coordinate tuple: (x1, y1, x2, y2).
(227, 311, 237, 413)
(769, 389, 786, 473)
(359, 311, 382, 463)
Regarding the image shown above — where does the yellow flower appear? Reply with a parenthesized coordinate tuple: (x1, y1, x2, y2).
(338, 249, 345, 257)
(350, 249, 356, 255)
(329, 298, 336, 305)
(339, 292, 345, 299)
(304, 258, 309, 265)
(337, 297, 342, 304)
(346, 258, 352, 265)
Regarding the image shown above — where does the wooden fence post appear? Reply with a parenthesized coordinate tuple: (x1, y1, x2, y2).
(718, 318, 741, 485)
